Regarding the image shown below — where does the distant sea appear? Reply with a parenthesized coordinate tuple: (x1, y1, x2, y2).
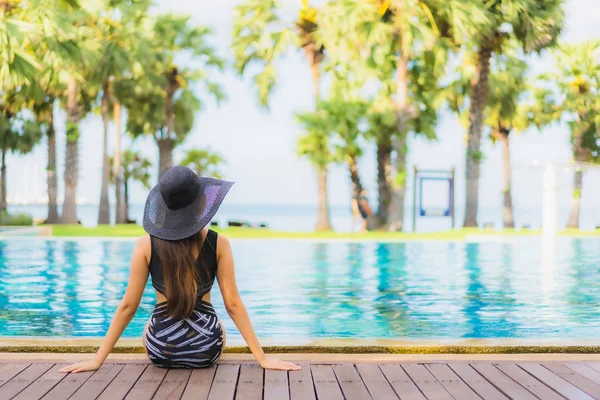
(7, 203, 600, 232)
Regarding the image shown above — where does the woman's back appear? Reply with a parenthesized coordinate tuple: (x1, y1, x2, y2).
(148, 229, 219, 303)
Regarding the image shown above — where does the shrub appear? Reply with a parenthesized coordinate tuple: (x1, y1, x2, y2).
(0, 211, 34, 226)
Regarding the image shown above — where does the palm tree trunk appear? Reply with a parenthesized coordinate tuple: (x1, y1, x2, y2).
(98, 82, 111, 225)
(464, 43, 493, 228)
(388, 136, 407, 231)
(567, 170, 583, 229)
(388, 48, 410, 231)
(160, 69, 179, 180)
(62, 76, 79, 224)
(0, 146, 6, 213)
(567, 134, 588, 228)
(306, 49, 332, 232)
(124, 178, 129, 222)
(501, 132, 514, 228)
(113, 101, 126, 224)
(46, 106, 59, 223)
(348, 155, 364, 196)
(377, 141, 393, 225)
(157, 138, 174, 179)
(315, 167, 332, 231)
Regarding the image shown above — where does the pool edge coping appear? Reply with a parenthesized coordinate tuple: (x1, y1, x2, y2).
(1, 345, 600, 354)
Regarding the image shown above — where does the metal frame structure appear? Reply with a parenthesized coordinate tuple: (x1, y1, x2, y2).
(412, 166, 455, 232)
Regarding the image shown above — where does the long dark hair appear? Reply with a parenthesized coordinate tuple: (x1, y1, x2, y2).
(154, 230, 204, 319)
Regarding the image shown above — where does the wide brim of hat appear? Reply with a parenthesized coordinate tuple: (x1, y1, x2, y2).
(143, 177, 234, 241)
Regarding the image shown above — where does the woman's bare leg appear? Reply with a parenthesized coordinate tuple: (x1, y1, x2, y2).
(142, 318, 151, 359)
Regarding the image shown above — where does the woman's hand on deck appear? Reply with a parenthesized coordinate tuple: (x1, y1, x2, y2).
(59, 360, 102, 374)
(259, 357, 301, 371)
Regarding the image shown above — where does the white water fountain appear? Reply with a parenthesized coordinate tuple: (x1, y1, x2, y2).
(520, 160, 599, 240)
(542, 164, 559, 241)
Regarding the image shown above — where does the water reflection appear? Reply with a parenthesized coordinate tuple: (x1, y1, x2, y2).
(567, 239, 600, 325)
(308, 242, 331, 337)
(373, 243, 411, 336)
(462, 243, 486, 338)
(0, 238, 599, 340)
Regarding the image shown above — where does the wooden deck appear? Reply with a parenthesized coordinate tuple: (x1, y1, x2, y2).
(1, 361, 600, 399)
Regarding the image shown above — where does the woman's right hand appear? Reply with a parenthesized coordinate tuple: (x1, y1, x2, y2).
(259, 356, 302, 371)
(59, 359, 102, 374)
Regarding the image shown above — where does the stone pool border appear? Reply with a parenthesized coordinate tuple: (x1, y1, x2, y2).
(1, 345, 600, 354)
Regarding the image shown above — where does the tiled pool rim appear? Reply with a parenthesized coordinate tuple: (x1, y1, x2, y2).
(1, 338, 600, 354)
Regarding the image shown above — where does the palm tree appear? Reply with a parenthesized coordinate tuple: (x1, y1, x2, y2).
(119, 14, 225, 181)
(297, 94, 369, 202)
(232, 0, 332, 231)
(365, 98, 397, 226)
(446, 46, 532, 229)
(111, 150, 151, 222)
(93, 0, 152, 225)
(534, 41, 600, 228)
(0, 104, 43, 212)
(180, 149, 225, 179)
(318, 0, 480, 231)
(296, 130, 334, 231)
(0, 0, 41, 91)
(144, 14, 225, 179)
(2, 0, 97, 223)
(460, 0, 564, 227)
(59, 4, 101, 224)
(485, 55, 530, 229)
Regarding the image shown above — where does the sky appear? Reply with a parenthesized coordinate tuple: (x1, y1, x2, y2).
(8, 0, 600, 215)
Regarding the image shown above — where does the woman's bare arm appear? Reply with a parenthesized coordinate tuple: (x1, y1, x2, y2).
(216, 235, 300, 371)
(60, 235, 150, 373)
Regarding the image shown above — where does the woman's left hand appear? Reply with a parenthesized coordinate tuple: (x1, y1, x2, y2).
(259, 357, 302, 371)
(59, 360, 102, 374)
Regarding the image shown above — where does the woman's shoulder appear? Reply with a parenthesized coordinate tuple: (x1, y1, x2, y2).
(214, 232, 231, 260)
(134, 234, 152, 264)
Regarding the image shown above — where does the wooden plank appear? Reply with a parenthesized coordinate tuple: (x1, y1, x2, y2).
(402, 364, 452, 400)
(0, 363, 30, 388)
(379, 364, 424, 400)
(207, 364, 239, 400)
(181, 366, 216, 400)
(41, 368, 94, 400)
(541, 363, 600, 398)
(471, 364, 537, 400)
(289, 363, 315, 400)
(494, 363, 561, 400)
(97, 364, 147, 400)
(332, 364, 371, 400)
(264, 370, 289, 400)
(0, 363, 53, 399)
(425, 363, 480, 400)
(448, 363, 507, 400)
(310, 365, 343, 400)
(152, 369, 191, 400)
(13, 364, 67, 400)
(70, 364, 124, 400)
(566, 363, 600, 386)
(124, 365, 168, 399)
(588, 363, 600, 373)
(520, 363, 593, 400)
(355, 364, 398, 400)
(236, 364, 263, 400)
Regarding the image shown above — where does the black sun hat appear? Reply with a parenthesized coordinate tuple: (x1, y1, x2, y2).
(143, 166, 234, 241)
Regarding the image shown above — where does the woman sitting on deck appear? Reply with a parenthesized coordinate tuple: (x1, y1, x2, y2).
(60, 166, 300, 373)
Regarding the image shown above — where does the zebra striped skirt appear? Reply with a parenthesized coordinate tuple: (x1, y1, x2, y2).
(144, 300, 224, 369)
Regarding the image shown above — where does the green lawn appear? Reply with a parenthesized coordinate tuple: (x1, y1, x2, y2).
(45, 224, 600, 239)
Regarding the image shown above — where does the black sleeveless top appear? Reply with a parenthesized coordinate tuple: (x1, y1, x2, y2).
(148, 230, 219, 302)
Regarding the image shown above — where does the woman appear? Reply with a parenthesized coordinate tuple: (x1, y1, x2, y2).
(60, 166, 300, 373)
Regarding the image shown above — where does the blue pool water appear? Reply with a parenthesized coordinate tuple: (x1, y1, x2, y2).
(0, 238, 598, 342)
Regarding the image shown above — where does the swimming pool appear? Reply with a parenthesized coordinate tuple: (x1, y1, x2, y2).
(0, 237, 598, 343)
